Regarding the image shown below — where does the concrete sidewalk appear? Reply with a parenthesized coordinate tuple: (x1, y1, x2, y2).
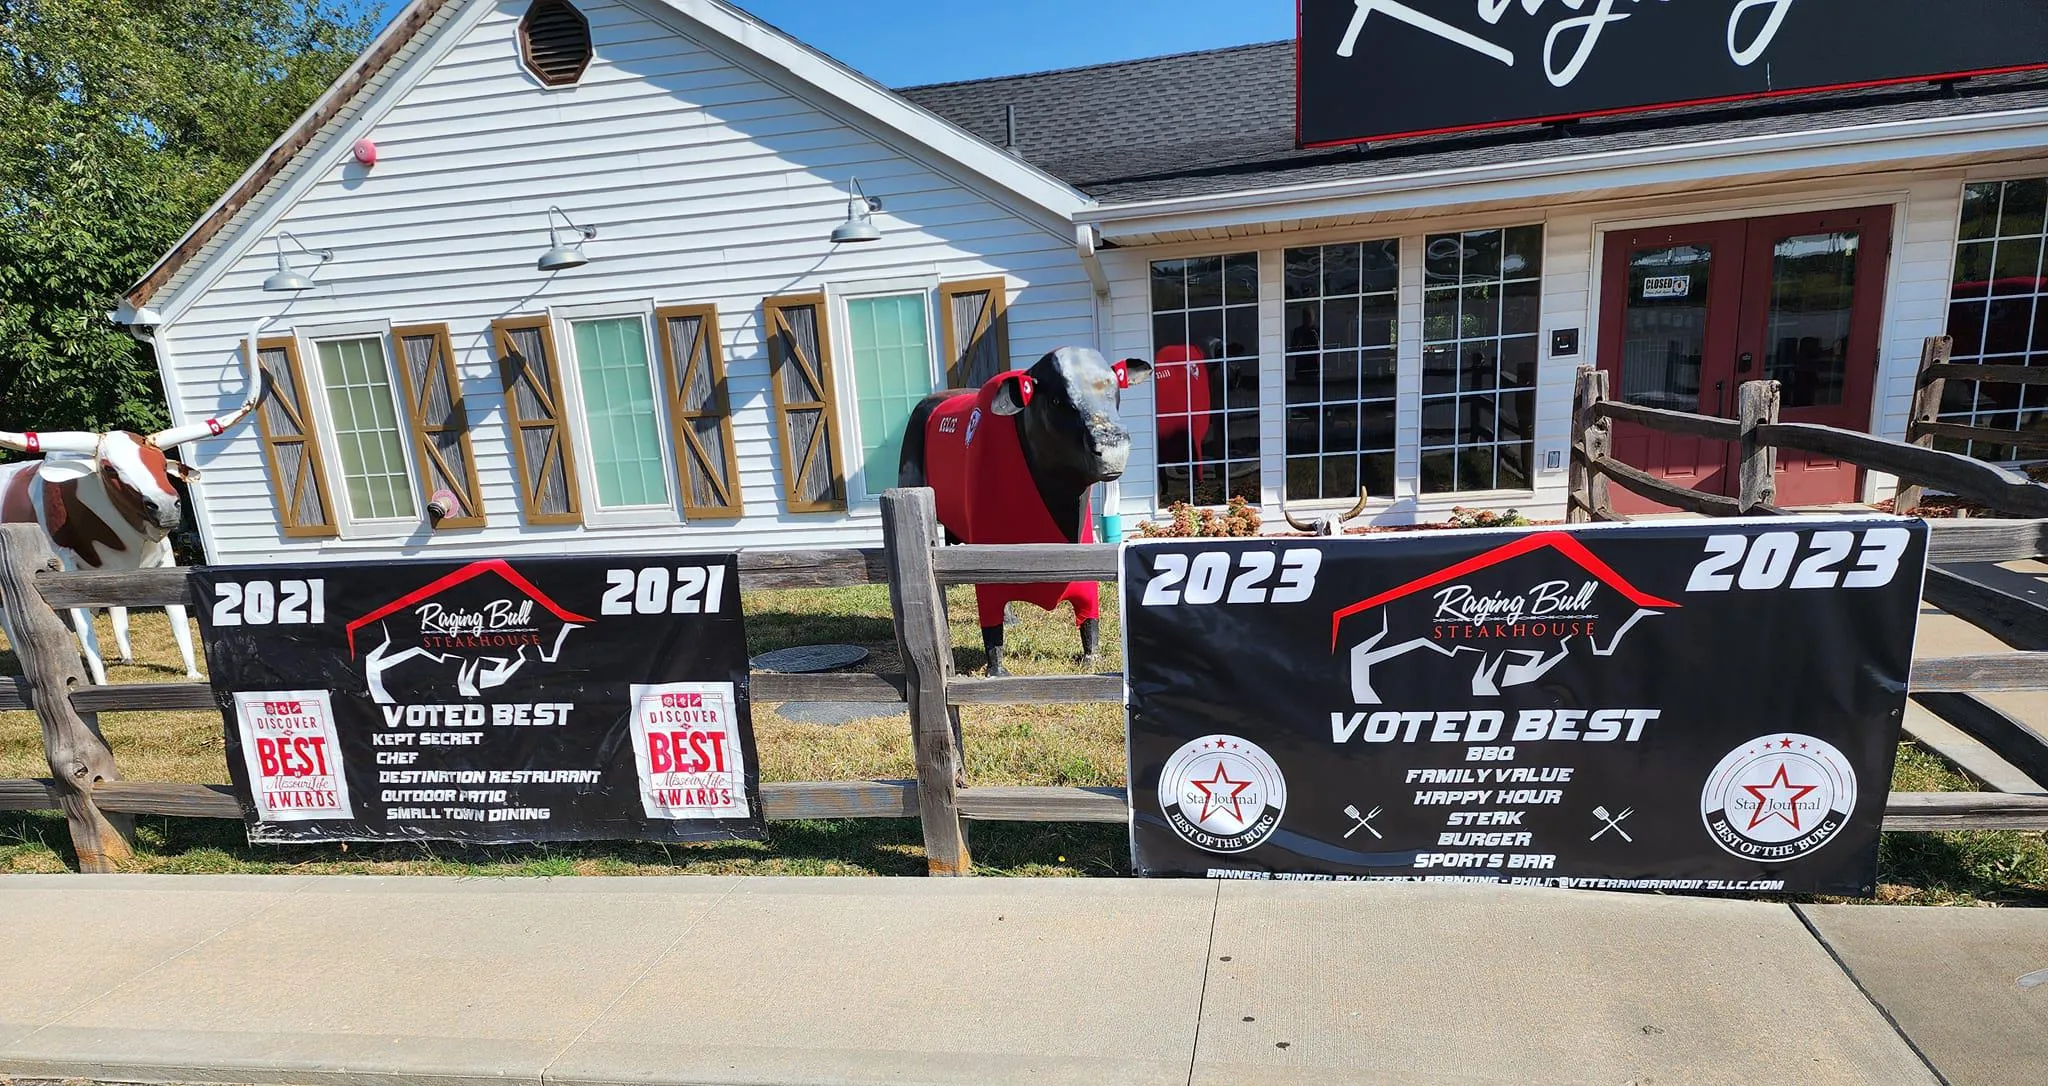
(1, 877, 2041, 1085)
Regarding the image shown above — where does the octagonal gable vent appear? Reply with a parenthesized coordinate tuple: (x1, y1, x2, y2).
(520, 0, 592, 86)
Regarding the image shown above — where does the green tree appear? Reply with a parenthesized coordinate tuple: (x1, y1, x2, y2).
(0, 0, 375, 435)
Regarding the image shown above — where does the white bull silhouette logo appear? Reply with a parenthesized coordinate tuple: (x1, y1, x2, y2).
(1329, 533, 1678, 706)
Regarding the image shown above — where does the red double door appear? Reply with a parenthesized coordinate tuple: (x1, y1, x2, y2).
(1596, 207, 1892, 512)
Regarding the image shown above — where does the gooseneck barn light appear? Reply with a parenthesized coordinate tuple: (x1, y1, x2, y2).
(262, 232, 334, 292)
(538, 205, 599, 272)
(830, 178, 883, 244)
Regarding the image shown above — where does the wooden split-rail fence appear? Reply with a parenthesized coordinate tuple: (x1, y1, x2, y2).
(0, 488, 1129, 875)
(1571, 337, 2048, 822)
(7, 376, 2048, 873)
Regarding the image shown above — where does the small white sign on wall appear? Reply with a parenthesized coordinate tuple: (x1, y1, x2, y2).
(1642, 275, 1693, 300)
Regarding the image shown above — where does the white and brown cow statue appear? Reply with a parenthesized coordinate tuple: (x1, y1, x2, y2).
(901, 347, 1152, 676)
(0, 379, 263, 683)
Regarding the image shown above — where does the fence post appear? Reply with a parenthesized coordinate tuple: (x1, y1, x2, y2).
(880, 487, 971, 876)
(1737, 380, 1782, 513)
(1569, 366, 1613, 522)
(1897, 336, 1953, 515)
(0, 524, 133, 871)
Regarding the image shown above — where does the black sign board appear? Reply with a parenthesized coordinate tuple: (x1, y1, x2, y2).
(194, 554, 763, 845)
(1298, 1, 2048, 147)
(1124, 520, 1926, 895)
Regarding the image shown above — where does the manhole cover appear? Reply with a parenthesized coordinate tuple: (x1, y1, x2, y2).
(750, 643, 870, 674)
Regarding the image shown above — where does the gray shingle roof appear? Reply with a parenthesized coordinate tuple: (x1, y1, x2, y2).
(897, 43, 2048, 206)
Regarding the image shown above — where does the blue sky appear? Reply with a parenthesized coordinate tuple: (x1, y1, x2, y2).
(350, 1, 1293, 87)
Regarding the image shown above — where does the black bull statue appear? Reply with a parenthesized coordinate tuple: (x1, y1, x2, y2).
(900, 347, 1153, 676)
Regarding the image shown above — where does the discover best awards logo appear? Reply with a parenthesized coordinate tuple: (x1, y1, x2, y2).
(1700, 734, 1859, 862)
(232, 689, 353, 822)
(1158, 734, 1288, 853)
(628, 682, 750, 821)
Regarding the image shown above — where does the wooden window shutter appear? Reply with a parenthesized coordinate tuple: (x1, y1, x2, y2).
(250, 335, 339, 538)
(391, 323, 486, 529)
(655, 305, 743, 518)
(491, 315, 582, 526)
(763, 292, 846, 513)
(939, 277, 1011, 388)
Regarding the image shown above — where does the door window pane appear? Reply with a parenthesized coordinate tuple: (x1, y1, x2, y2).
(1421, 226, 1542, 493)
(847, 293, 936, 499)
(1618, 243, 1713, 411)
(316, 336, 416, 521)
(571, 316, 668, 508)
(1763, 232, 1859, 409)
(1944, 178, 2048, 460)
(1152, 254, 1261, 506)
(1283, 240, 1398, 502)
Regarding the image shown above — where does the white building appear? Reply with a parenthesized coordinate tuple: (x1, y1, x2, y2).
(117, 0, 2048, 562)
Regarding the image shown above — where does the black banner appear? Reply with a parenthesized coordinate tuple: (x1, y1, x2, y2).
(194, 554, 763, 845)
(1124, 519, 1926, 895)
(1298, 1, 2048, 147)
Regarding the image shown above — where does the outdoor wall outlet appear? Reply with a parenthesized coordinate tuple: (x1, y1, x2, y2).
(1546, 450, 1563, 470)
(1551, 328, 1580, 357)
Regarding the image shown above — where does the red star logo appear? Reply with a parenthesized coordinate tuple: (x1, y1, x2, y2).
(1189, 761, 1251, 825)
(1779, 737, 1795, 748)
(1742, 765, 1818, 832)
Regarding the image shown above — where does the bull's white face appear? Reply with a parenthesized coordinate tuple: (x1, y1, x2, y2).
(1007, 347, 1153, 484)
(93, 431, 187, 533)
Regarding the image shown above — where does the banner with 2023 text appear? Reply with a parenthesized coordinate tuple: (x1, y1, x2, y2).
(1123, 519, 1927, 896)
(194, 553, 763, 844)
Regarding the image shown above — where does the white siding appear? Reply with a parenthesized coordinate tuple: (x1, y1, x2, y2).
(155, 0, 1095, 564)
(1099, 163, 2043, 526)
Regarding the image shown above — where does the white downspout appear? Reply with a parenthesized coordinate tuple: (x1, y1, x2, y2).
(1077, 223, 1124, 541)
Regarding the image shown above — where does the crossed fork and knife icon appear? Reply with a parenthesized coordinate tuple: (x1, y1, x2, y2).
(1591, 805, 1634, 842)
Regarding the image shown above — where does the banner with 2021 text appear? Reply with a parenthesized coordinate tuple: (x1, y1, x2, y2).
(194, 553, 763, 844)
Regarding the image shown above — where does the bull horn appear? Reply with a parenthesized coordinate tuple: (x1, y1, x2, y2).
(1279, 502, 1318, 533)
(146, 323, 273, 449)
(1337, 489, 1371, 525)
(0, 430, 101, 456)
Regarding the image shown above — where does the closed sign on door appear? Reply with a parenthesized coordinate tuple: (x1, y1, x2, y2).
(1642, 276, 1692, 300)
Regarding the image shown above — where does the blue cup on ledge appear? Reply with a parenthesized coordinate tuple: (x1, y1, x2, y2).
(1100, 513, 1123, 543)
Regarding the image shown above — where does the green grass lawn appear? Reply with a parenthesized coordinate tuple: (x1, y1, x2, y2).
(2, 590, 2046, 902)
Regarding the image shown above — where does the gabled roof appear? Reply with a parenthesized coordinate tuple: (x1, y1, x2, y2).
(122, 0, 1090, 315)
(121, 0, 461, 314)
(901, 43, 2048, 206)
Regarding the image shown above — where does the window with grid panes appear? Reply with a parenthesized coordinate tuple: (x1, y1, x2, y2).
(314, 336, 417, 521)
(569, 316, 669, 509)
(1943, 178, 2048, 461)
(1150, 253, 1260, 506)
(845, 293, 938, 501)
(1284, 240, 1399, 502)
(1421, 226, 1543, 493)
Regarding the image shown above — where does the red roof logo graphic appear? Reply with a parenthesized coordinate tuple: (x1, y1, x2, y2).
(1329, 531, 1680, 650)
(346, 559, 593, 657)
(1331, 530, 1681, 706)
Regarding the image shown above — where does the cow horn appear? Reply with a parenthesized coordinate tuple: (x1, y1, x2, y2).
(1278, 501, 1319, 534)
(1337, 489, 1371, 525)
(146, 326, 272, 449)
(0, 430, 101, 455)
